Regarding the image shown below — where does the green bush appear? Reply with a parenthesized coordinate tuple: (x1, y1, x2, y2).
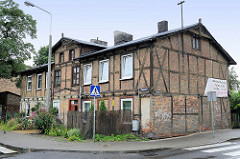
(7, 119, 17, 128)
(48, 125, 68, 137)
(99, 98, 107, 111)
(67, 128, 81, 138)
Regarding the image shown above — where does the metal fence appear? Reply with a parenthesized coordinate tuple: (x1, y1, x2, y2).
(67, 110, 132, 138)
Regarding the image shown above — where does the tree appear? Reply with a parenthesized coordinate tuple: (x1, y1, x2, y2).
(33, 46, 54, 66)
(99, 98, 107, 111)
(0, 0, 37, 78)
(230, 91, 240, 112)
(229, 67, 240, 91)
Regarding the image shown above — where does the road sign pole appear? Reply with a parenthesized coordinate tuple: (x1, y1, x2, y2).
(211, 100, 214, 137)
(93, 96, 96, 142)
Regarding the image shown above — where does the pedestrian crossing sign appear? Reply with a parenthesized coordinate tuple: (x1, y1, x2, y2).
(90, 85, 100, 97)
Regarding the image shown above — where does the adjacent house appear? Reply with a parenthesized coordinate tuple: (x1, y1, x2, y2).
(0, 78, 21, 117)
(19, 20, 236, 137)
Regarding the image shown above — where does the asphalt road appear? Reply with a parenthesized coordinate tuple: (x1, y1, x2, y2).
(1, 140, 240, 159)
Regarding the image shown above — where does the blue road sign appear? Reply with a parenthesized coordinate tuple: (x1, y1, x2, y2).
(90, 85, 100, 97)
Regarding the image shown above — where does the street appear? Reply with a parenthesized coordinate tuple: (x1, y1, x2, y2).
(0, 139, 240, 159)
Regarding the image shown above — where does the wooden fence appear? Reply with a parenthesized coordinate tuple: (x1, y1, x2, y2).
(67, 110, 132, 138)
(232, 112, 240, 128)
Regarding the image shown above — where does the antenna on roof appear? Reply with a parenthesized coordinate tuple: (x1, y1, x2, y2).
(177, 1, 185, 28)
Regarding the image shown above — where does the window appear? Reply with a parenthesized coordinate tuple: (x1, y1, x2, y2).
(99, 59, 109, 83)
(69, 50, 75, 61)
(120, 98, 132, 122)
(45, 72, 48, 89)
(60, 52, 64, 63)
(53, 100, 60, 117)
(121, 98, 132, 111)
(121, 53, 133, 79)
(192, 34, 200, 50)
(83, 101, 91, 112)
(26, 103, 30, 116)
(84, 63, 92, 85)
(27, 75, 32, 91)
(37, 73, 42, 90)
(72, 67, 80, 86)
(55, 70, 61, 88)
(69, 100, 78, 111)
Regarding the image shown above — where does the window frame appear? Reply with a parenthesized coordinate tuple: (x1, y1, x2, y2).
(59, 52, 64, 63)
(45, 72, 48, 89)
(25, 102, 30, 116)
(54, 70, 61, 88)
(121, 53, 133, 80)
(69, 49, 75, 61)
(99, 59, 109, 83)
(83, 63, 92, 85)
(36, 73, 42, 90)
(120, 98, 133, 111)
(27, 75, 32, 91)
(72, 66, 80, 86)
(192, 34, 200, 50)
(83, 101, 91, 112)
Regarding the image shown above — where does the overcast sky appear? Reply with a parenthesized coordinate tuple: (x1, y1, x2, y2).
(16, 0, 240, 76)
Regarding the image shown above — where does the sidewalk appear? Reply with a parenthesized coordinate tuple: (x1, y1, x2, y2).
(0, 129, 240, 153)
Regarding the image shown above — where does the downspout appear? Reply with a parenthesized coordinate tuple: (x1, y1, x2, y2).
(137, 46, 141, 134)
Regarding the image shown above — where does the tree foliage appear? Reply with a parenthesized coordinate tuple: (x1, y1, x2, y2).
(0, 0, 36, 78)
(229, 67, 240, 91)
(33, 46, 54, 66)
(230, 91, 240, 112)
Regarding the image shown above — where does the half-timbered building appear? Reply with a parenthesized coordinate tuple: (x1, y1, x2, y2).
(20, 20, 236, 137)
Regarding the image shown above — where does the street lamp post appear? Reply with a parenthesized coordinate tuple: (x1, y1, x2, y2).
(24, 1, 52, 109)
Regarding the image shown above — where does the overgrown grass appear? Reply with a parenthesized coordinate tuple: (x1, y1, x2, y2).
(95, 134, 150, 142)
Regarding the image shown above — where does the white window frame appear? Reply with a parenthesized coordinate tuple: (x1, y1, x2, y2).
(99, 59, 109, 83)
(121, 53, 133, 80)
(45, 72, 48, 89)
(83, 101, 91, 112)
(27, 75, 32, 91)
(37, 73, 42, 90)
(83, 63, 92, 85)
(120, 98, 133, 111)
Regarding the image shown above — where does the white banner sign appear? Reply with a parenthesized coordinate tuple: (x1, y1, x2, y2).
(204, 78, 228, 97)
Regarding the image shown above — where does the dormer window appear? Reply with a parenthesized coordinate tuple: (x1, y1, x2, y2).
(192, 34, 200, 50)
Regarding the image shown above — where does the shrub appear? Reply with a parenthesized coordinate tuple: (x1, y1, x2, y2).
(7, 119, 17, 128)
(99, 98, 107, 111)
(67, 128, 81, 138)
(33, 105, 57, 134)
(89, 103, 94, 112)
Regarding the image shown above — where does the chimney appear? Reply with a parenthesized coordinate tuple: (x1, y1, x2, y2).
(114, 31, 133, 45)
(199, 18, 202, 24)
(61, 33, 64, 38)
(90, 39, 108, 46)
(158, 20, 168, 33)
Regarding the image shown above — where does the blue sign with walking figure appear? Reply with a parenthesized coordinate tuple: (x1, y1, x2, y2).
(90, 85, 100, 97)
